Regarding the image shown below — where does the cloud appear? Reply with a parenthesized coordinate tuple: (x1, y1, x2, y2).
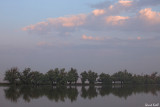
(82, 34, 92, 40)
(51, 15, 86, 27)
(106, 16, 129, 25)
(137, 36, 141, 40)
(92, 9, 106, 16)
(118, 0, 133, 6)
(91, 0, 160, 9)
(82, 34, 104, 41)
(82, 34, 112, 41)
(22, 14, 86, 35)
(22, 0, 160, 37)
(139, 8, 160, 24)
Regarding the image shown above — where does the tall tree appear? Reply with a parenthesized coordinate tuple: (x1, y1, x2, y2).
(19, 68, 32, 85)
(47, 69, 56, 85)
(156, 74, 160, 84)
(67, 68, 79, 85)
(87, 70, 98, 85)
(57, 68, 67, 85)
(150, 72, 158, 80)
(80, 71, 88, 85)
(112, 70, 132, 84)
(98, 73, 111, 84)
(4, 67, 19, 84)
(30, 71, 43, 85)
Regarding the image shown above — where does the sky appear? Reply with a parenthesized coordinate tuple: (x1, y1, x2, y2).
(0, 0, 160, 82)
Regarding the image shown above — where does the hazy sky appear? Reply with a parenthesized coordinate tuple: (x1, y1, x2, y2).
(0, 0, 160, 81)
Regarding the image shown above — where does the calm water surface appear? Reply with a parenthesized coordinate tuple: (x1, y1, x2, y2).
(0, 85, 160, 107)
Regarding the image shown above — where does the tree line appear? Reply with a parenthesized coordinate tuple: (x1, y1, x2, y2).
(3, 67, 160, 85)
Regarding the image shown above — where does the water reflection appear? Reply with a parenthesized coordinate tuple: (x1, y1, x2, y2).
(81, 86, 98, 99)
(4, 85, 160, 103)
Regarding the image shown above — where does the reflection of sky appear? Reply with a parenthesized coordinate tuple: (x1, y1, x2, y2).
(0, 0, 160, 80)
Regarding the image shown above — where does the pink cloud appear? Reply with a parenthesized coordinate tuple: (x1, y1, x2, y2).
(139, 8, 160, 24)
(22, 21, 49, 32)
(49, 14, 86, 27)
(137, 36, 141, 40)
(128, 36, 142, 41)
(118, 0, 133, 6)
(106, 16, 129, 25)
(22, 1, 160, 36)
(82, 35, 108, 41)
(109, 5, 114, 10)
(22, 24, 36, 31)
(22, 14, 86, 33)
(92, 9, 105, 16)
(82, 35, 94, 40)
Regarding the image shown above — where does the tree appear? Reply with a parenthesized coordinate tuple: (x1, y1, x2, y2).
(47, 69, 56, 85)
(132, 74, 145, 84)
(4, 67, 19, 84)
(57, 68, 67, 85)
(67, 68, 79, 85)
(98, 73, 111, 84)
(87, 70, 98, 85)
(46, 68, 67, 85)
(19, 68, 32, 85)
(150, 72, 158, 81)
(112, 70, 132, 84)
(156, 75, 160, 84)
(80, 71, 88, 85)
(30, 71, 43, 85)
(53, 68, 61, 84)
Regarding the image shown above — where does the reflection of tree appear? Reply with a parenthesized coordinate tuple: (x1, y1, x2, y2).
(19, 86, 44, 102)
(45, 86, 67, 102)
(88, 86, 98, 99)
(67, 86, 78, 102)
(111, 85, 133, 99)
(4, 85, 160, 103)
(132, 85, 160, 96)
(4, 86, 20, 102)
(19, 86, 32, 102)
(98, 86, 112, 97)
(110, 85, 160, 99)
(4, 86, 79, 103)
(44, 86, 78, 102)
(81, 86, 88, 99)
(81, 86, 98, 99)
